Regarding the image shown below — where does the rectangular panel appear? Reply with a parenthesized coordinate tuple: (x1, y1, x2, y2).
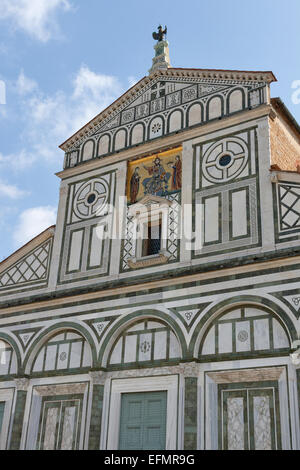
(60, 405, 77, 450)
(56, 343, 70, 370)
(0, 402, 5, 435)
(40, 403, 60, 450)
(67, 230, 84, 272)
(253, 319, 270, 350)
(88, 225, 104, 268)
(124, 335, 137, 363)
(230, 189, 248, 238)
(204, 195, 220, 244)
(138, 334, 152, 362)
(248, 389, 277, 450)
(119, 393, 144, 450)
(44, 345, 57, 371)
(218, 323, 232, 354)
(222, 390, 248, 450)
(143, 392, 167, 450)
(154, 331, 167, 360)
(69, 341, 82, 368)
(235, 321, 251, 352)
(119, 392, 167, 451)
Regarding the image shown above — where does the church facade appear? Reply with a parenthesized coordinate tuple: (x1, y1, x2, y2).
(1, 33, 300, 450)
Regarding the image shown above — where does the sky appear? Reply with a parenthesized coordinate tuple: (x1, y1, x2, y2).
(0, 0, 299, 261)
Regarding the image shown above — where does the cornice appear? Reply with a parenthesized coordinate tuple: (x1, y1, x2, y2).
(0, 249, 299, 317)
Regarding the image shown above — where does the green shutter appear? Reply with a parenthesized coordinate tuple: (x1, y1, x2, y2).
(119, 391, 167, 450)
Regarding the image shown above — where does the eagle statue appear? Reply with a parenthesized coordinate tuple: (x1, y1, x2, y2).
(152, 25, 167, 42)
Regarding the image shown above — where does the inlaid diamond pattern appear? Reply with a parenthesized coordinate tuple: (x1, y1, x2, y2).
(0, 240, 51, 288)
(279, 184, 300, 230)
(122, 213, 136, 270)
(166, 192, 180, 261)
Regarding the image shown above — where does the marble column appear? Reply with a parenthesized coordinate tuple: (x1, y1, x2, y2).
(10, 378, 30, 450)
(88, 371, 106, 450)
(182, 363, 199, 450)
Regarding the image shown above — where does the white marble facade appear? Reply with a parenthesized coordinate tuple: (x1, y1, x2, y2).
(0, 66, 299, 450)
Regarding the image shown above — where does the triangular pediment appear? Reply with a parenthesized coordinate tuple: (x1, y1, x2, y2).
(0, 226, 55, 291)
(61, 68, 276, 152)
(60, 68, 276, 168)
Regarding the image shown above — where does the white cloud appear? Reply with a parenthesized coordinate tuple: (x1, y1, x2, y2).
(0, 0, 72, 42)
(0, 150, 36, 171)
(13, 206, 57, 247)
(13, 65, 123, 165)
(16, 70, 37, 95)
(0, 181, 28, 199)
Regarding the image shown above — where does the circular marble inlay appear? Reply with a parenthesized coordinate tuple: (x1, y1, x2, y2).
(59, 352, 67, 361)
(152, 123, 162, 134)
(73, 177, 109, 220)
(140, 341, 151, 354)
(202, 137, 248, 184)
(237, 330, 249, 342)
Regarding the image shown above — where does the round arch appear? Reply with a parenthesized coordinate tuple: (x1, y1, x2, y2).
(99, 309, 188, 368)
(147, 115, 165, 140)
(129, 121, 146, 146)
(0, 331, 22, 375)
(97, 133, 111, 156)
(23, 321, 97, 374)
(226, 87, 246, 115)
(186, 101, 204, 127)
(206, 94, 224, 121)
(190, 295, 297, 358)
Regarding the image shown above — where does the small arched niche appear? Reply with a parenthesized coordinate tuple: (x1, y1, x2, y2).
(114, 129, 127, 151)
(81, 140, 94, 162)
(108, 319, 181, 368)
(187, 102, 202, 126)
(168, 110, 183, 133)
(200, 306, 290, 359)
(31, 330, 92, 373)
(228, 89, 244, 114)
(207, 95, 223, 120)
(98, 134, 110, 156)
(131, 123, 145, 145)
(0, 340, 17, 376)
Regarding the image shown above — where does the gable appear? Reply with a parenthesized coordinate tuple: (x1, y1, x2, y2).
(62, 69, 275, 169)
(0, 226, 54, 294)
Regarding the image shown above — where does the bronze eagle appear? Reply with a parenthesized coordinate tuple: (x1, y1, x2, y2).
(152, 25, 167, 42)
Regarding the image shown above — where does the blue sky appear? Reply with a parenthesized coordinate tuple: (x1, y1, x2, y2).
(0, 0, 299, 261)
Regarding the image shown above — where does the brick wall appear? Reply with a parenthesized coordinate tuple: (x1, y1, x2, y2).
(270, 113, 300, 171)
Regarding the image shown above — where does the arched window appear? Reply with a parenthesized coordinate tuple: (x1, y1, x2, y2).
(0, 340, 17, 375)
(32, 330, 92, 373)
(200, 306, 290, 359)
(108, 319, 181, 367)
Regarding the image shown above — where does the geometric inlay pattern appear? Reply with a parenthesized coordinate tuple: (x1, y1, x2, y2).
(279, 184, 300, 231)
(0, 239, 51, 289)
(73, 178, 109, 220)
(166, 192, 180, 261)
(202, 136, 249, 184)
